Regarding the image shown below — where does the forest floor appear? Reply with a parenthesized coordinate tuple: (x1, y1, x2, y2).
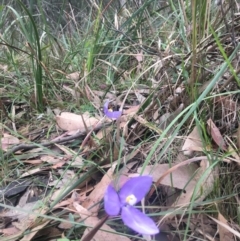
(0, 1, 240, 241)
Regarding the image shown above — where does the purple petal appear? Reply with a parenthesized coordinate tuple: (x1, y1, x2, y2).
(104, 185, 121, 216)
(119, 176, 152, 205)
(103, 101, 122, 120)
(103, 101, 110, 114)
(121, 206, 159, 235)
(105, 110, 122, 119)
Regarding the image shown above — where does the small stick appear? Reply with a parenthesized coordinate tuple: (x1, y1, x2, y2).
(1, 122, 111, 161)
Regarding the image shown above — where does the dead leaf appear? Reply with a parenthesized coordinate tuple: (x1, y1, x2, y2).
(135, 90, 145, 103)
(74, 202, 131, 241)
(23, 159, 43, 165)
(20, 168, 44, 178)
(0, 64, 8, 72)
(0, 202, 39, 219)
(95, 126, 113, 140)
(140, 163, 198, 190)
(209, 215, 240, 239)
(18, 188, 31, 207)
(122, 105, 139, 115)
(0, 226, 20, 236)
(207, 118, 227, 151)
(58, 219, 76, 230)
(82, 163, 117, 213)
(0, 201, 48, 240)
(214, 96, 237, 124)
(34, 227, 62, 240)
(12, 218, 32, 232)
(52, 160, 66, 169)
(187, 159, 215, 204)
(66, 71, 80, 81)
(19, 220, 50, 241)
(0, 133, 20, 151)
(41, 155, 62, 165)
(54, 144, 83, 167)
(49, 169, 78, 189)
(140, 159, 215, 206)
(218, 212, 234, 241)
(134, 52, 143, 62)
(139, 163, 199, 206)
(182, 126, 204, 156)
(56, 112, 100, 131)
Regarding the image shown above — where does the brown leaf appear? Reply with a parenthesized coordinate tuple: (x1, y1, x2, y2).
(0, 133, 20, 151)
(23, 159, 43, 164)
(12, 218, 33, 232)
(20, 168, 43, 178)
(52, 160, 66, 169)
(19, 220, 50, 241)
(122, 105, 140, 115)
(34, 227, 62, 240)
(74, 202, 131, 241)
(0, 226, 20, 236)
(209, 216, 240, 239)
(56, 112, 100, 131)
(82, 164, 117, 213)
(140, 159, 215, 206)
(58, 220, 76, 229)
(140, 163, 199, 206)
(48, 169, 78, 189)
(139, 163, 198, 190)
(41, 155, 63, 165)
(207, 118, 227, 151)
(182, 126, 204, 156)
(54, 144, 83, 167)
(0, 201, 45, 220)
(218, 212, 234, 241)
(135, 90, 145, 103)
(0, 64, 8, 72)
(134, 51, 143, 62)
(66, 71, 81, 81)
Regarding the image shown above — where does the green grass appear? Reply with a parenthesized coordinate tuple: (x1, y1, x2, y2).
(0, 0, 240, 240)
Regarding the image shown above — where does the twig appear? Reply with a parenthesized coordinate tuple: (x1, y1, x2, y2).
(1, 122, 111, 161)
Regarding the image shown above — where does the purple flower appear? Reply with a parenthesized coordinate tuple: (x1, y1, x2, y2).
(103, 100, 122, 120)
(104, 176, 159, 235)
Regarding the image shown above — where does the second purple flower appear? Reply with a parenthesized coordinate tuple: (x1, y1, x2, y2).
(103, 100, 122, 120)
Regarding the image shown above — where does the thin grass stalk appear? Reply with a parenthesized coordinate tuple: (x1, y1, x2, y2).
(189, 0, 197, 102)
(210, 25, 240, 86)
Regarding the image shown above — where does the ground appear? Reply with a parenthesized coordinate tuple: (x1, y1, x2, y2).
(0, 1, 240, 241)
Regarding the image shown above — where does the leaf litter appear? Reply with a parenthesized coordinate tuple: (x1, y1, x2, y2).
(1, 84, 240, 241)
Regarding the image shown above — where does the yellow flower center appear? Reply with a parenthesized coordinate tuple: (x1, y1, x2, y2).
(126, 194, 137, 205)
